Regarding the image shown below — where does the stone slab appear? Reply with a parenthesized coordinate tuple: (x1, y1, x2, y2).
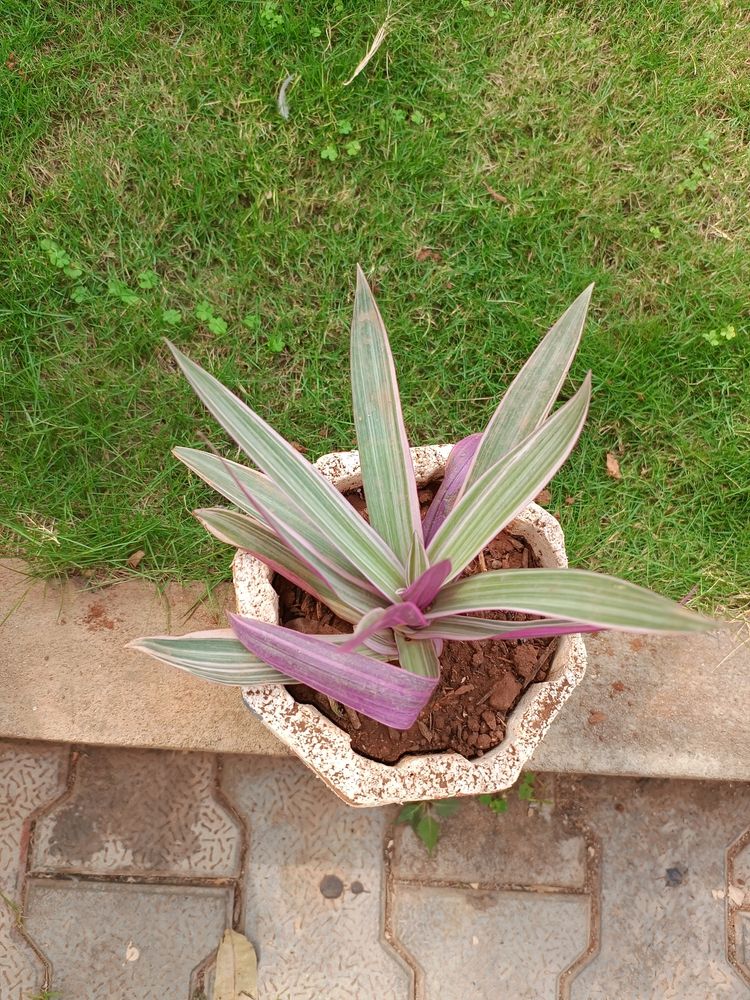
(0, 559, 280, 756)
(2, 559, 749, 782)
(30, 747, 242, 879)
(222, 754, 411, 999)
(559, 774, 750, 998)
(0, 741, 68, 1000)
(530, 625, 750, 782)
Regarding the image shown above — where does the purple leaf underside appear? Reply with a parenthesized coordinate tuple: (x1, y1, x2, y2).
(228, 614, 437, 729)
(422, 434, 481, 544)
(339, 601, 428, 653)
(402, 560, 453, 608)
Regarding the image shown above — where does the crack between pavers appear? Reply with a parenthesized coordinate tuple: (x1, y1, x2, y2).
(393, 876, 589, 895)
(383, 822, 421, 1000)
(14, 743, 81, 993)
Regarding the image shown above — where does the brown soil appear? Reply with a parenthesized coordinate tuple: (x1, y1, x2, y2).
(277, 483, 556, 765)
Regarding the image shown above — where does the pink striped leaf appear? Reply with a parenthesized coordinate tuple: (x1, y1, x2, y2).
(351, 266, 423, 563)
(422, 434, 481, 544)
(401, 560, 453, 609)
(228, 614, 438, 729)
(338, 601, 428, 653)
(412, 614, 600, 642)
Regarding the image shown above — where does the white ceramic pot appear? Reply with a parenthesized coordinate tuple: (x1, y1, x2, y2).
(234, 445, 587, 807)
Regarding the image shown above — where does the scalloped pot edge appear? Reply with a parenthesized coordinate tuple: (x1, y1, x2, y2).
(233, 445, 587, 807)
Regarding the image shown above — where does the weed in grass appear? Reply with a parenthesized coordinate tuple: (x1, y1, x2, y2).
(702, 324, 738, 348)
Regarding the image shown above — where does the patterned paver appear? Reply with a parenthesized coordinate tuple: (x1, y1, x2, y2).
(25, 881, 230, 1000)
(390, 777, 597, 999)
(31, 747, 243, 878)
(558, 776, 750, 998)
(1, 740, 749, 999)
(222, 755, 411, 999)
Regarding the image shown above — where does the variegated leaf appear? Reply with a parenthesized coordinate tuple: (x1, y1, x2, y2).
(428, 568, 712, 633)
(351, 266, 423, 562)
(196, 507, 384, 622)
(465, 285, 593, 490)
(168, 343, 405, 599)
(229, 614, 437, 728)
(427, 375, 591, 578)
(394, 632, 441, 679)
(175, 447, 368, 582)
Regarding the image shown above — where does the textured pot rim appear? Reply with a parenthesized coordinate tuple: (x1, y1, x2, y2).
(234, 445, 587, 807)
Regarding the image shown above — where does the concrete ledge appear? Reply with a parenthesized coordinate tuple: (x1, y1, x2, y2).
(1, 560, 748, 781)
(0, 560, 281, 756)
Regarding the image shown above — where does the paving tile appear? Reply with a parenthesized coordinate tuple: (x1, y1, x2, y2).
(32, 747, 242, 878)
(737, 912, 750, 980)
(222, 755, 411, 1000)
(394, 887, 589, 999)
(561, 775, 750, 999)
(0, 741, 68, 1000)
(393, 777, 586, 889)
(733, 832, 750, 887)
(24, 880, 230, 1000)
(3, 742, 750, 1000)
(391, 776, 593, 999)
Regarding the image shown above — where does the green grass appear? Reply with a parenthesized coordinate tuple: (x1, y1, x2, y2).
(1, 0, 749, 611)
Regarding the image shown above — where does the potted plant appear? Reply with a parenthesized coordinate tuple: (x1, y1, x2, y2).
(130, 268, 709, 806)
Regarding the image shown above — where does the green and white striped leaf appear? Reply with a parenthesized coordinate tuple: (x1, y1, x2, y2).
(395, 632, 441, 678)
(411, 614, 584, 641)
(175, 447, 367, 583)
(126, 631, 293, 685)
(351, 266, 423, 563)
(168, 343, 405, 599)
(407, 530, 429, 585)
(195, 508, 384, 622)
(465, 285, 593, 490)
(427, 374, 592, 579)
(127, 629, 392, 687)
(428, 569, 712, 633)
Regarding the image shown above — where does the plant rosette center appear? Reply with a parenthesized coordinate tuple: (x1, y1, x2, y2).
(279, 479, 556, 766)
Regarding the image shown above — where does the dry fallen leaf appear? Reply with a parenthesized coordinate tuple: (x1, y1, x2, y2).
(126, 549, 145, 569)
(415, 247, 442, 263)
(213, 929, 258, 1000)
(727, 885, 746, 907)
(588, 711, 607, 726)
(606, 453, 622, 480)
(534, 488, 551, 507)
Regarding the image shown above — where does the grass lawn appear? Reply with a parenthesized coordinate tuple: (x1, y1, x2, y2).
(1, 1, 748, 612)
